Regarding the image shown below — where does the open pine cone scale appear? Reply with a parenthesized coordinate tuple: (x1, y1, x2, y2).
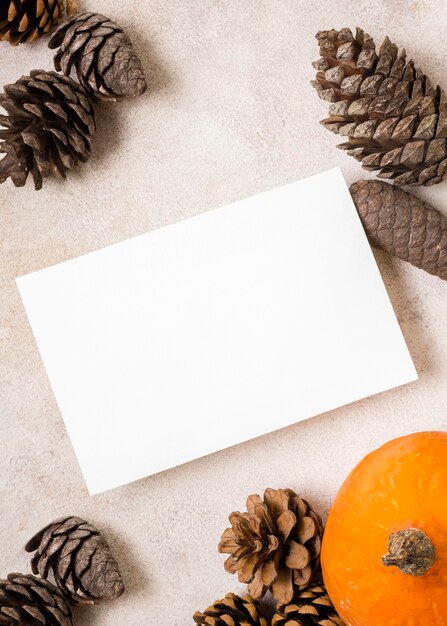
(219, 489, 323, 604)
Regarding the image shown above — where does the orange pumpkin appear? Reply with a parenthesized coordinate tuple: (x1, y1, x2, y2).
(322, 431, 447, 626)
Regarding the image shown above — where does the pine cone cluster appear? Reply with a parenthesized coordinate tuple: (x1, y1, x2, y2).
(193, 593, 267, 626)
(350, 179, 447, 281)
(195, 487, 345, 625)
(49, 12, 147, 101)
(0, 5, 146, 190)
(25, 516, 125, 605)
(218, 489, 323, 604)
(272, 585, 344, 626)
(312, 27, 447, 186)
(0, 573, 73, 626)
(0, 0, 66, 45)
(0, 70, 95, 190)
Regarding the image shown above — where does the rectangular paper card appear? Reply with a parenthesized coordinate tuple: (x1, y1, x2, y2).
(17, 168, 417, 494)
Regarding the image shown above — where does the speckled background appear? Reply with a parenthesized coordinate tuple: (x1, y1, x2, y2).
(1, 1, 447, 624)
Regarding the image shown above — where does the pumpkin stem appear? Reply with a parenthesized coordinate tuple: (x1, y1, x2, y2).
(382, 528, 435, 576)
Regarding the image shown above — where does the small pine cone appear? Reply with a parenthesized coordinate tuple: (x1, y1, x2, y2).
(25, 516, 125, 605)
(350, 179, 447, 280)
(0, 70, 95, 190)
(0, 573, 73, 626)
(272, 584, 344, 626)
(0, 0, 67, 45)
(312, 28, 447, 186)
(193, 593, 267, 626)
(218, 489, 323, 604)
(48, 12, 147, 102)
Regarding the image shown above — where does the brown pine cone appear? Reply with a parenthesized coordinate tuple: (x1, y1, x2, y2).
(0, 0, 67, 45)
(193, 593, 267, 626)
(312, 28, 447, 186)
(350, 179, 447, 280)
(25, 516, 125, 605)
(48, 12, 147, 101)
(218, 488, 323, 604)
(0, 573, 73, 625)
(272, 584, 344, 626)
(0, 70, 96, 190)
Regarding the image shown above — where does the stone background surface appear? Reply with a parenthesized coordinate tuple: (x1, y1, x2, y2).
(1, 1, 446, 624)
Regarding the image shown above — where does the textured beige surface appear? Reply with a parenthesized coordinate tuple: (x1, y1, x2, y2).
(1, 1, 447, 624)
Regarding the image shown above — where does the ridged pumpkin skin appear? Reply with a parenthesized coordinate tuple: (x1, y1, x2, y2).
(322, 432, 447, 626)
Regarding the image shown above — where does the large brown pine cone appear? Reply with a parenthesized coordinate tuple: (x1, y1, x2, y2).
(193, 593, 267, 626)
(312, 28, 447, 186)
(0, 0, 67, 45)
(0, 70, 95, 190)
(272, 584, 344, 626)
(218, 489, 323, 604)
(350, 179, 447, 281)
(0, 573, 73, 626)
(48, 12, 147, 101)
(25, 516, 125, 605)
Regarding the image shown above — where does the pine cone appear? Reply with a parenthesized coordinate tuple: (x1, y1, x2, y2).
(193, 593, 267, 626)
(272, 584, 344, 626)
(25, 516, 125, 604)
(350, 179, 447, 280)
(0, 70, 95, 190)
(0, 573, 73, 626)
(218, 489, 323, 604)
(0, 0, 67, 45)
(48, 12, 147, 102)
(312, 28, 447, 186)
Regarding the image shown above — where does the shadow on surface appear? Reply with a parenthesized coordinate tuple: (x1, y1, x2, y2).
(89, 35, 173, 170)
(373, 247, 436, 377)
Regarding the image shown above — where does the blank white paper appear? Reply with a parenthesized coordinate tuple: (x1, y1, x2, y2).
(16, 168, 417, 494)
